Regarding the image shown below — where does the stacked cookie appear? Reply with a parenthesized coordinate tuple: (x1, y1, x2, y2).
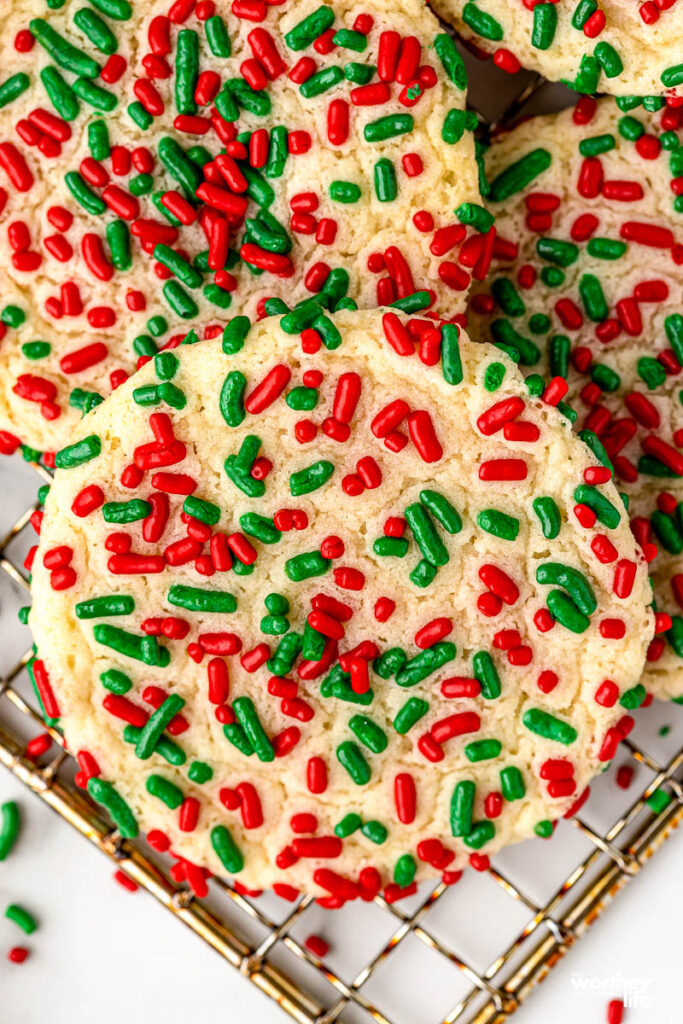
(0, 0, 676, 902)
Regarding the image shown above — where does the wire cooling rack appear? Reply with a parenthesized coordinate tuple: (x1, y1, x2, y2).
(1, 48, 683, 1024)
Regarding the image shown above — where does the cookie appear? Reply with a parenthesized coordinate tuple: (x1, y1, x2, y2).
(431, 0, 683, 98)
(0, 0, 483, 456)
(467, 96, 683, 698)
(29, 308, 653, 901)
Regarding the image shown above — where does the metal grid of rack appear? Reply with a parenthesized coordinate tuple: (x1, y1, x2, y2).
(1, 51, 682, 1024)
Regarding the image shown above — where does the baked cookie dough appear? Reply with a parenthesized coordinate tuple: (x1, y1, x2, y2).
(0, 0, 482, 455)
(30, 308, 653, 900)
(468, 97, 683, 698)
(431, 0, 683, 98)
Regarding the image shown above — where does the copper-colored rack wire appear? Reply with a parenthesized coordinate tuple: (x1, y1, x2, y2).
(1, 60, 682, 1024)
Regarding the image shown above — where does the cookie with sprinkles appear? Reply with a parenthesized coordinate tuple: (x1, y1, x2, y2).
(0, 0, 483, 457)
(29, 308, 653, 900)
(467, 96, 683, 698)
(430, 0, 683, 98)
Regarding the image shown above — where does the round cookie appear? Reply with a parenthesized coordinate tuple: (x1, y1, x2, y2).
(467, 96, 683, 699)
(0, 0, 484, 456)
(29, 308, 653, 901)
(431, 0, 683, 98)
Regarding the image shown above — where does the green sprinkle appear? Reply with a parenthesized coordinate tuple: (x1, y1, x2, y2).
(290, 460, 334, 496)
(73, 8, 117, 54)
(419, 490, 462, 534)
(374, 158, 397, 202)
(146, 774, 184, 809)
(336, 741, 371, 785)
(532, 496, 561, 539)
(0, 802, 20, 861)
(464, 821, 495, 849)
(94, 625, 170, 667)
(536, 238, 579, 268)
(107, 220, 131, 271)
(205, 15, 231, 57)
(488, 149, 552, 203)
(188, 761, 213, 784)
(394, 853, 416, 887)
(103, 498, 151, 524)
(409, 559, 438, 588)
(335, 813, 362, 838)
(72, 76, 117, 112)
(87, 777, 138, 837)
(155, 244, 203, 289)
(662, 64, 683, 88)
(329, 180, 361, 203)
(40, 66, 80, 120)
(395, 643, 456, 688)
(537, 563, 597, 615)
(100, 669, 132, 694)
(238, 513, 279, 547)
(364, 113, 413, 143)
(647, 787, 673, 814)
(465, 739, 502, 762)
(546, 590, 590, 634)
(492, 278, 525, 318)
(473, 651, 501, 700)
(135, 695, 186, 760)
(456, 202, 494, 234)
(441, 323, 464, 385)
(532, 4, 557, 49)
(579, 134, 615, 157)
(344, 62, 375, 84)
(348, 715, 387, 753)
(586, 237, 627, 260)
(65, 171, 106, 215)
(572, 0, 597, 29)
(523, 708, 577, 745)
(484, 362, 506, 391)
(573, 484, 621, 528)
(285, 550, 330, 581)
(88, 0, 132, 18)
(30, 18, 100, 77)
(0, 73, 30, 109)
(232, 696, 274, 762)
(168, 585, 236, 614)
(462, 2, 503, 40)
(163, 281, 199, 319)
(594, 41, 623, 79)
(500, 766, 526, 801)
(490, 320, 540, 366)
(637, 356, 667, 390)
(477, 508, 519, 541)
(300, 65, 343, 98)
(579, 273, 608, 322)
(405, 503, 449, 566)
(223, 317, 251, 354)
(434, 33, 467, 89)
(361, 821, 387, 844)
(5, 904, 37, 935)
(55, 434, 101, 469)
(393, 697, 429, 734)
(374, 536, 409, 558)
(176, 29, 199, 115)
(75, 595, 134, 619)
(620, 684, 647, 711)
(285, 6, 335, 49)
(450, 780, 475, 837)
(441, 108, 469, 145)
(211, 825, 243, 873)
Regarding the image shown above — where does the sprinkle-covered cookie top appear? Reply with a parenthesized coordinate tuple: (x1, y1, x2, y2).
(431, 0, 683, 98)
(29, 308, 652, 901)
(468, 96, 683, 698)
(0, 0, 483, 455)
